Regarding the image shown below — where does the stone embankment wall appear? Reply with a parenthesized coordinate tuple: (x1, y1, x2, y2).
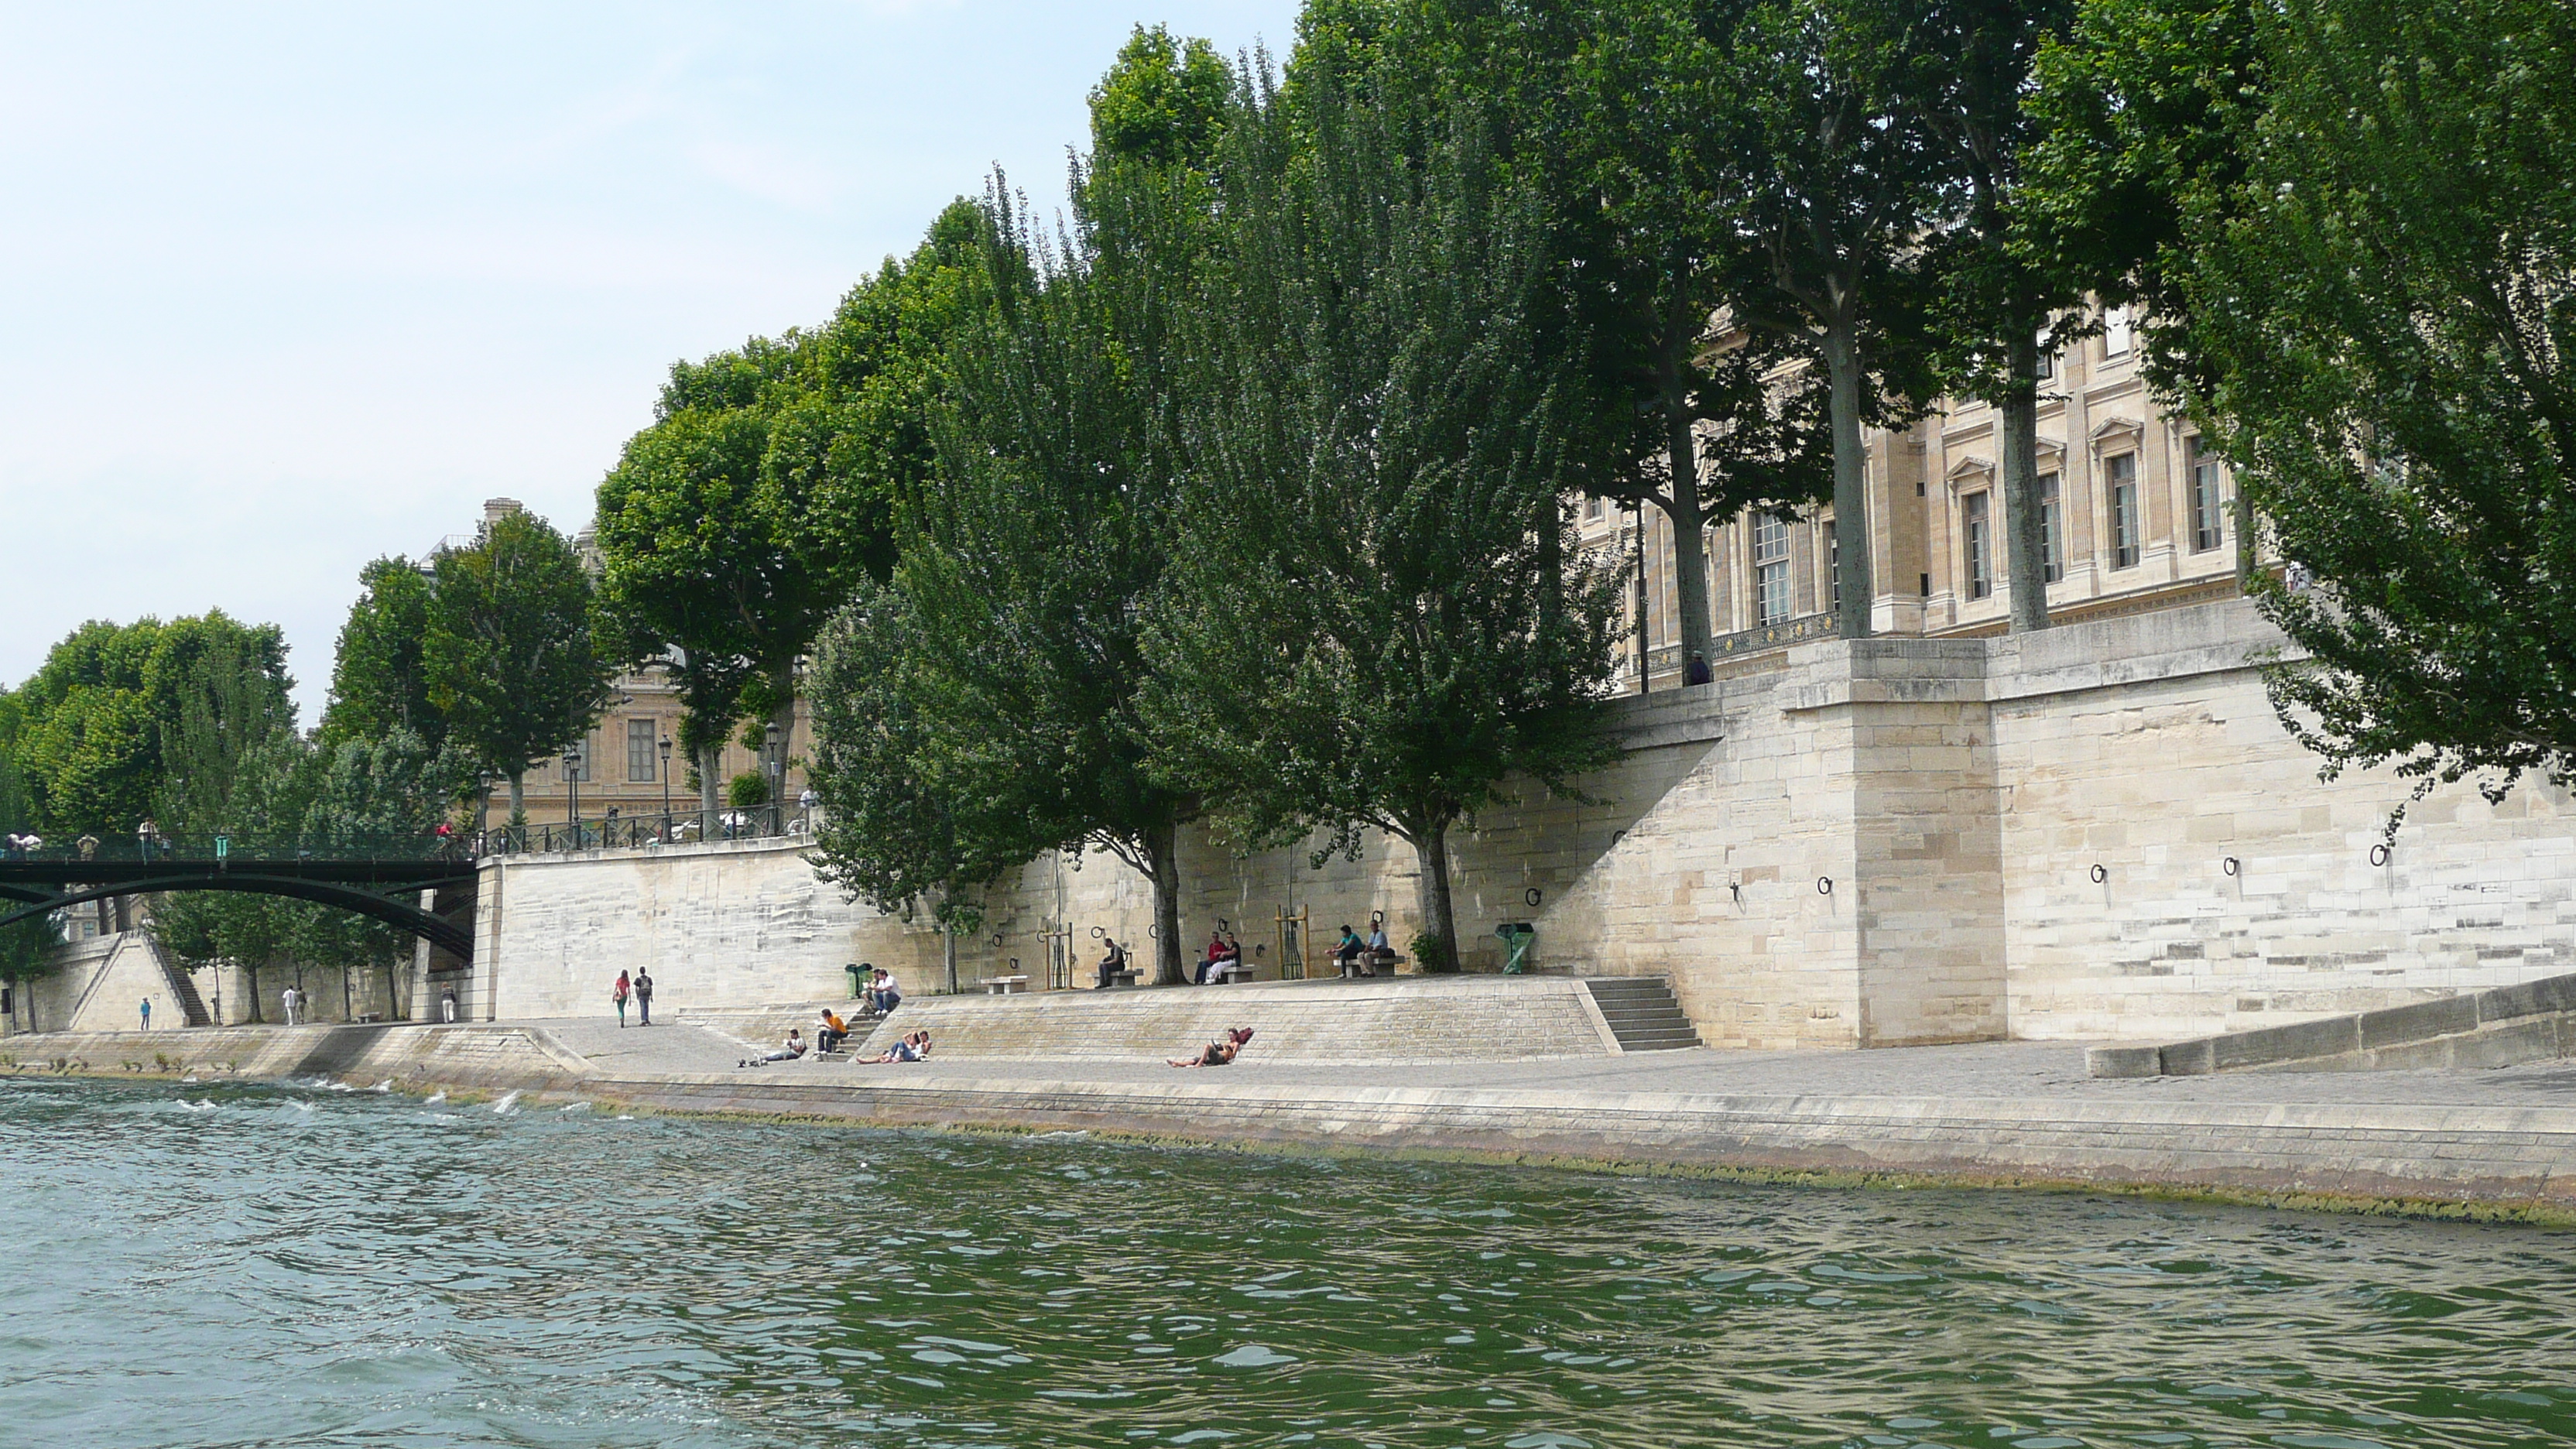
(0, 1021, 581, 1091)
(465, 598, 2574, 1047)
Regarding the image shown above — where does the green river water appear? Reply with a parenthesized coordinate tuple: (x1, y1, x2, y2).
(3, 1075, 2571, 1448)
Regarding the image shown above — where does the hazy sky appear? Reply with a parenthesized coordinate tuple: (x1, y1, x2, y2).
(0, 1, 1300, 721)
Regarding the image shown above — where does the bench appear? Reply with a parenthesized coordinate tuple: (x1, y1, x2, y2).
(982, 975, 1029, 995)
(1337, 951, 1406, 978)
(1106, 968, 1142, 988)
(1204, 959, 1252, 984)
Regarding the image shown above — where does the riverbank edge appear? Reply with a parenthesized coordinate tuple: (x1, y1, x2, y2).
(11, 1023, 2575, 1228)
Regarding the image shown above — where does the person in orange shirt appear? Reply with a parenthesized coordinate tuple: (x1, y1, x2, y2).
(817, 1007, 850, 1053)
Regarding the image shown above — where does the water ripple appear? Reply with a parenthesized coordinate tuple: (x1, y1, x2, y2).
(2, 1077, 2571, 1448)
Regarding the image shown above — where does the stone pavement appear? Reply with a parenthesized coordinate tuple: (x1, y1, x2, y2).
(526, 1015, 2576, 1112)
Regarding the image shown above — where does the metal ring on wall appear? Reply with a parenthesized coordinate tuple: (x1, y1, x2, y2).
(1147, 924, 1159, 939)
(1525, 887, 1543, 909)
(2089, 863, 2109, 884)
(2222, 856, 2240, 876)
(1089, 926, 1106, 940)
(1817, 876, 1833, 896)
(1370, 909, 1384, 927)
(2370, 843, 2393, 868)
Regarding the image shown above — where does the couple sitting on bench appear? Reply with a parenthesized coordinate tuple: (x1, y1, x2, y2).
(1194, 928, 1247, 985)
(1331, 922, 1398, 977)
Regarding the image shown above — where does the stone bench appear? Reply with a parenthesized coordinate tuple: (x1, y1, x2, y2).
(1106, 969, 1142, 988)
(982, 975, 1029, 995)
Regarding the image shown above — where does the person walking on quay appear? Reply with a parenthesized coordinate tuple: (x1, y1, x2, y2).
(634, 968, 654, 1026)
(440, 988, 458, 1023)
(282, 985, 302, 1026)
(139, 998, 151, 1032)
(612, 971, 631, 1027)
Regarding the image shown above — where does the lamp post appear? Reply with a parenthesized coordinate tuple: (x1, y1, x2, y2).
(562, 742, 582, 848)
(657, 733, 673, 827)
(764, 721, 783, 834)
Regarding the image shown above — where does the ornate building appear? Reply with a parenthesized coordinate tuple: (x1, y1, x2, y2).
(1584, 310, 2249, 687)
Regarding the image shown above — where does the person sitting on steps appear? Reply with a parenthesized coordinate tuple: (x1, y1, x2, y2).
(817, 1008, 850, 1053)
(1169, 1026, 1253, 1068)
(862, 1030, 932, 1064)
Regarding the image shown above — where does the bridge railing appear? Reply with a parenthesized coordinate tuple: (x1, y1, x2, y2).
(0, 829, 468, 865)
(469, 804, 816, 858)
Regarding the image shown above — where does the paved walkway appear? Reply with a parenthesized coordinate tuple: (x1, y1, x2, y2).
(527, 1016, 2576, 1112)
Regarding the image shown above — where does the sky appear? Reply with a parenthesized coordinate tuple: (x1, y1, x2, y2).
(0, 0, 1301, 723)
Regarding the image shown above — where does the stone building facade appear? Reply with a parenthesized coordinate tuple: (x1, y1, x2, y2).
(1590, 309, 2245, 688)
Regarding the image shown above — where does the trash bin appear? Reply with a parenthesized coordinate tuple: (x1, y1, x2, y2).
(1494, 922, 1536, 974)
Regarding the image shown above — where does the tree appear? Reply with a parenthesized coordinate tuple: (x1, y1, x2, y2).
(9, 613, 293, 835)
(0, 911, 66, 1035)
(598, 207, 983, 810)
(2163, 0, 2576, 824)
(1913, 0, 2081, 632)
(289, 727, 470, 1018)
(886, 150, 1213, 987)
(1146, 60, 1629, 971)
(806, 584, 1023, 988)
(423, 509, 611, 819)
(1690, 0, 1954, 639)
(320, 557, 445, 751)
(1089, 22, 1233, 170)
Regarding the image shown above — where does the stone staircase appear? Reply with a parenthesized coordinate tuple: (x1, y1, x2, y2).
(1583, 977, 1704, 1053)
(163, 961, 212, 1027)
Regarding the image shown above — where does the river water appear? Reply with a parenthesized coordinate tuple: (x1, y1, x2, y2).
(4, 1077, 2571, 1449)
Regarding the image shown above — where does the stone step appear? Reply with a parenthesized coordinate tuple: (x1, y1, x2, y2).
(1581, 977, 1703, 1053)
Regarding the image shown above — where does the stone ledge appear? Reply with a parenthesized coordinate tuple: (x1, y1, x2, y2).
(2087, 971, 2576, 1078)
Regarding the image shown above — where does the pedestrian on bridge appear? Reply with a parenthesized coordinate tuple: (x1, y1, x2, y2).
(634, 968, 653, 1026)
(612, 971, 631, 1028)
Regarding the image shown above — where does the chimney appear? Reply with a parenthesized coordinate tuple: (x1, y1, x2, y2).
(482, 498, 525, 526)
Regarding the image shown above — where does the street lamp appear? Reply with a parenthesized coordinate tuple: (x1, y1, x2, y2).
(657, 733, 673, 824)
(764, 721, 783, 833)
(562, 742, 582, 847)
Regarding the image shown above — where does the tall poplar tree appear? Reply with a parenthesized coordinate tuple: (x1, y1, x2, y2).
(1147, 60, 1627, 969)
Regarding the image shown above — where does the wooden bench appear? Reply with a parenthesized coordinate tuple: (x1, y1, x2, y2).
(982, 975, 1029, 995)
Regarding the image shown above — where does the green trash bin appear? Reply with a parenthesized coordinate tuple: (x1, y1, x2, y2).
(1494, 921, 1536, 974)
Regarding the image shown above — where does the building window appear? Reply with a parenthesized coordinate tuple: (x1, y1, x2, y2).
(2188, 437, 2225, 552)
(2104, 305, 2135, 358)
(1754, 515, 1792, 624)
(2035, 348, 2055, 380)
(1824, 521, 1839, 611)
(2040, 472, 2063, 583)
(1585, 495, 1605, 522)
(628, 719, 659, 782)
(2107, 454, 2140, 569)
(1963, 492, 1992, 600)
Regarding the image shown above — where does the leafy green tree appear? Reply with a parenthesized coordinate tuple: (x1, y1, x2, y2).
(9, 614, 292, 835)
(2163, 0, 2576, 824)
(424, 509, 611, 819)
(288, 727, 469, 1018)
(1147, 60, 1629, 970)
(890, 152, 1212, 986)
(1915, 0, 2081, 632)
(598, 207, 983, 810)
(320, 557, 445, 751)
(807, 583, 1022, 944)
(1687, 0, 1954, 639)
(0, 911, 66, 1034)
(1089, 23, 1233, 170)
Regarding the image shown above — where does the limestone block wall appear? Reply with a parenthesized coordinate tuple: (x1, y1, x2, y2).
(473, 598, 2576, 1048)
(1989, 605, 2576, 1040)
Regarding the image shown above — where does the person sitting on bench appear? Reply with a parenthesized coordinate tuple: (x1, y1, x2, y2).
(1195, 928, 1228, 985)
(1096, 937, 1131, 988)
(817, 1008, 851, 1053)
(1363, 921, 1396, 973)
(739, 1029, 807, 1068)
(1208, 931, 1246, 983)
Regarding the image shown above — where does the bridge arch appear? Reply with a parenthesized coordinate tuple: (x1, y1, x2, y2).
(0, 876, 473, 960)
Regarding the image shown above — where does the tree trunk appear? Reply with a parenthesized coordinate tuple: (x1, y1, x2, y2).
(1821, 321, 1875, 640)
(2001, 330, 2050, 633)
(1145, 820, 1186, 986)
(1661, 409, 1714, 663)
(506, 770, 526, 823)
(242, 960, 263, 1024)
(1412, 817, 1458, 972)
(698, 745, 723, 816)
